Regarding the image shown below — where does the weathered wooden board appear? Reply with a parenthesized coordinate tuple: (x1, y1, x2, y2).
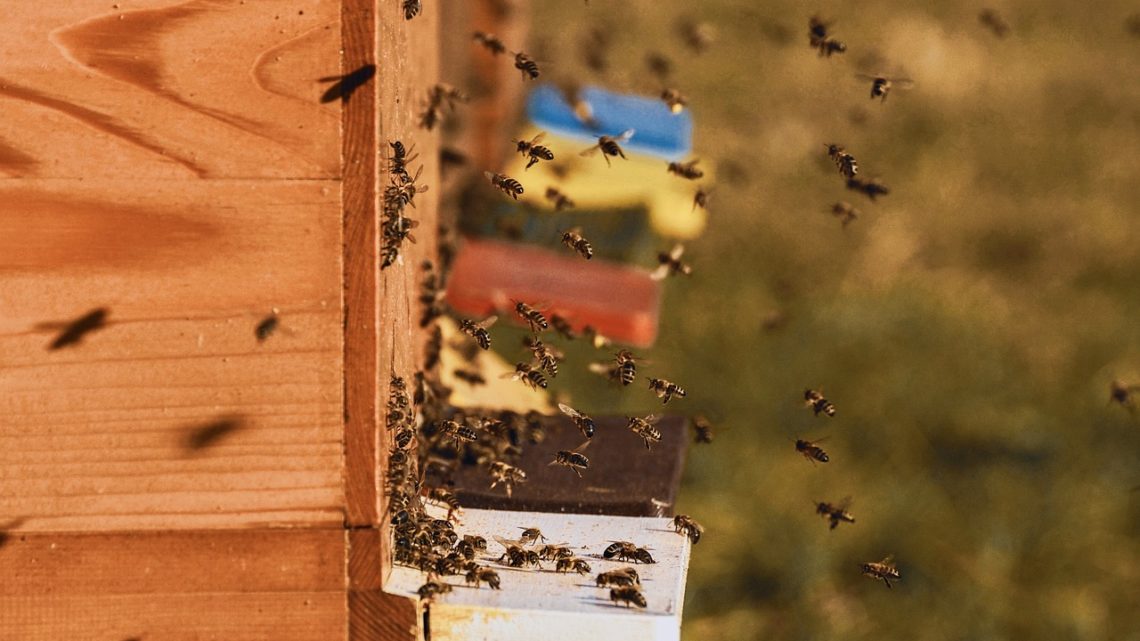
(0, 529, 346, 640)
(0, 0, 341, 179)
(0, 180, 344, 532)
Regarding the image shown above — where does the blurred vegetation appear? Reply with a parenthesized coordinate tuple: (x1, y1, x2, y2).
(512, 1, 1140, 639)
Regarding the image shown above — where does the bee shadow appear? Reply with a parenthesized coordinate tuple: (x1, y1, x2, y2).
(182, 414, 247, 452)
(35, 307, 111, 350)
(319, 64, 376, 104)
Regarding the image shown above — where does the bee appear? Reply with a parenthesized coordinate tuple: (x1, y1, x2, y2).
(513, 301, 548, 333)
(804, 389, 836, 417)
(417, 578, 452, 602)
(627, 415, 662, 450)
(691, 415, 714, 444)
(825, 144, 858, 178)
(388, 140, 419, 183)
(556, 557, 592, 575)
(978, 8, 1011, 38)
(648, 378, 686, 404)
(455, 539, 478, 561)
(386, 165, 429, 208)
(523, 335, 563, 376)
(459, 316, 497, 350)
(830, 202, 860, 228)
(856, 73, 914, 102)
(255, 312, 279, 342)
(646, 52, 674, 82)
(846, 176, 890, 201)
(473, 31, 506, 55)
(861, 555, 901, 589)
(672, 515, 704, 544)
(550, 314, 577, 340)
(427, 488, 462, 520)
(495, 539, 542, 568)
(536, 543, 573, 560)
(418, 260, 446, 327)
(504, 362, 548, 390)
(402, 0, 421, 20)
(651, 243, 693, 281)
(512, 51, 540, 80)
(661, 88, 688, 114)
(465, 566, 501, 589)
(560, 227, 594, 260)
(418, 84, 467, 131)
(453, 369, 486, 386)
(604, 542, 656, 564)
(515, 132, 555, 170)
(558, 403, 596, 439)
(692, 187, 711, 212)
(436, 419, 479, 446)
(488, 461, 527, 497)
(1110, 380, 1139, 414)
(485, 171, 524, 199)
(808, 16, 845, 56)
(550, 442, 591, 477)
(816, 498, 856, 530)
(580, 129, 635, 167)
(545, 187, 576, 211)
(677, 18, 716, 53)
(584, 326, 612, 350)
(667, 158, 704, 180)
(463, 535, 488, 551)
(795, 438, 830, 464)
(596, 567, 640, 588)
(424, 325, 442, 371)
(590, 349, 639, 385)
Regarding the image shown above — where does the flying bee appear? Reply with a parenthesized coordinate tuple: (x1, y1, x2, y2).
(677, 18, 716, 53)
(402, 0, 421, 20)
(459, 316, 497, 350)
(830, 201, 860, 228)
(978, 8, 1011, 38)
(556, 557, 592, 575)
(560, 227, 594, 260)
(558, 403, 596, 439)
(518, 527, 546, 545)
(856, 73, 914, 102)
(648, 378, 686, 404)
(846, 176, 890, 201)
(651, 243, 693, 281)
(672, 515, 704, 544)
(583, 326, 612, 349)
(596, 567, 640, 588)
(590, 349, 639, 385)
(660, 88, 688, 114)
(515, 132, 555, 170)
(545, 187, 575, 211)
(795, 438, 830, 464)
(485, 172, 524, 199)
(861, 555, 901, 589)
(452, 369, 486, 386)
(500, 362, 547, 390)
(473, 30, 506, 55)
(816, 498, 856, 530)
(523, 335, 563, 376)
(825, 144, 858, 178)
(465, 566, 501, 589)
(427, 487, 462, 521)
(691, 415, 714, 444)
(580, 129, 635, 167)
(1110, 380, 1139, 414)
(436, 419, 478, 446)
(667, 158, 704, 180)
(513, 301, 548, 332)
(627, 414, 662, 450)
(512, 51, 540, 80)
(550, 441, 591, 477)
(488, 461, 527, 497)
(804, 389, 836, 417)
(692, 187, 711, 212)
(808, 16, 845, 56)
(550, 314, 577, 340)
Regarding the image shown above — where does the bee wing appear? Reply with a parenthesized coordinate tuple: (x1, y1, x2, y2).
(579, 143, 602, 157)
(837, 495, 854, 510)
(880, 554, 895, 565)
(530, 132, 547, 145)
(574, 439, 592, 452)
(557, 403, 583, 419)
(854, 72, 881, 81)
(669, 243, 686, 261)
(643, 414, 661, 424)
(649, 264, 670, 281)
(587, 362, 612, 376)
(483, 171, 498, 181)
(476, 315, 498, 329)
(893, 78, 916, 89)
(494, 535, 523, 549)
(616, 129, 636, 142)
(499, 370, 523, 381)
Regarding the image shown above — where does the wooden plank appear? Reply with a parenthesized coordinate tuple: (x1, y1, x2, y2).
(0, 529, 346, 640)
(0, 179, 344, 532)
(0, 1, 340, 179)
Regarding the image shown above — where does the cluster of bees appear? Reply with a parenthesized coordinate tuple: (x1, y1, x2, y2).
(382, 141, 427, 269)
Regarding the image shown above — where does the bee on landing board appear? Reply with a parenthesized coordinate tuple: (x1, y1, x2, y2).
(795, 438, 830, 463)
(603, 541, 656, 564)
(667, 158, 704, 180)
(465, 566, 501, 589)
(672, 514, 704, 544)
(627, 414, 662, 450)
(580, 130, 635, 167)
(472, 31, 506, 55)
(560, 227, 594, 260)
(816, 498, 856, 530)
(648, 378, 686, 404)
(825, 144, 858, 178)
(861, 555, 901, 588)
(804, 388, 836, 417)
(459, 316, 497, 350)
(856, 73, 914, 102)
(515, 132, 555, 170)
(556, 557, 592, 575)
(596, 567, 640, 588)
(545, 187, 576, 211)
(517, 527, 546, 545)
(651, 243, 693, 280)
(550, 440, 591, 477)
(485, 171, 524, 199)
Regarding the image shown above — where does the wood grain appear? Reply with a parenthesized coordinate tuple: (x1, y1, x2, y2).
(0, 179, 344, 532)
(0, 1, 340, 179)
(0, 529, 346, 640)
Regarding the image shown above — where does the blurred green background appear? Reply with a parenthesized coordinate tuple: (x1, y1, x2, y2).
(513, 1, 1140, 639)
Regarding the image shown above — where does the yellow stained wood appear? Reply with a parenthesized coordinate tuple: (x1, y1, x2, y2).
(0, 1, 340, 179)
(0, 179, 344, 532)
